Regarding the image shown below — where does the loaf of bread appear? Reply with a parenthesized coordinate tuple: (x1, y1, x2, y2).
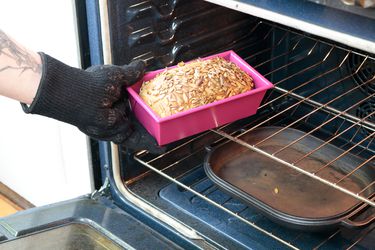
(139, 57, 254, 118)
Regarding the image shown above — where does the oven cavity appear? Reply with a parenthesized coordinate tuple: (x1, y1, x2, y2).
(110, 2, 375, 248)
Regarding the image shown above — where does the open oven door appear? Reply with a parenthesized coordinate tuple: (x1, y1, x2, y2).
(0, 193, 182, 249)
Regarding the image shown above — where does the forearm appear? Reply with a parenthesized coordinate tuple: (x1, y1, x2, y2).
(0, 29, 42, 104)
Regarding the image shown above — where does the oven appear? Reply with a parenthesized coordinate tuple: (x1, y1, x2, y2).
(0, 0, 374, 249)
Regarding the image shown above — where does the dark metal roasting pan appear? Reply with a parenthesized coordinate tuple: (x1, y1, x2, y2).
(204, 127, 375, 231)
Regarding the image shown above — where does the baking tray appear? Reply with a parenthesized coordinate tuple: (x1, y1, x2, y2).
(127, 50, 273, 145)
(204, 127, 375, 231)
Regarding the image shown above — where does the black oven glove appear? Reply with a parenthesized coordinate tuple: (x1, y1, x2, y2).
(21, 52, 165, 154)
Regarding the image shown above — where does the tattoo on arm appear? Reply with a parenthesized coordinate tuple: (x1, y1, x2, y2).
(0, 29, 41, 74)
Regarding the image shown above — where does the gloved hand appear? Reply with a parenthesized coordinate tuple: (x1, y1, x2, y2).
(22, 52, 164, 154)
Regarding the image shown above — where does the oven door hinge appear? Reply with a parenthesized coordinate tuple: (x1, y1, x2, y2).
(90, 177, 111, 200)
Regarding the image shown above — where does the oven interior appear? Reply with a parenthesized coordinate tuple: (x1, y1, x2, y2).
(107, 1, 374, 249)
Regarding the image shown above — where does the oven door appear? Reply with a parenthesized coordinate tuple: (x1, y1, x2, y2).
(0, 195, 185, 249)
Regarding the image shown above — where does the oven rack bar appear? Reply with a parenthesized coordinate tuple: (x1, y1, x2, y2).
(313, 218, 375, 249)
(345, 227, 375, 250)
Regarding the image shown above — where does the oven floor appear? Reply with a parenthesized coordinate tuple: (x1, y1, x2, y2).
(159, 166, 374, 250)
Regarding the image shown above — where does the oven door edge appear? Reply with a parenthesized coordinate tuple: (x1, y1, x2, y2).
(0, 195, 183, 249)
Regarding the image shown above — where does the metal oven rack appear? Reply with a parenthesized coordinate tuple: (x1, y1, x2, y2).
(130, 21, 375, 249)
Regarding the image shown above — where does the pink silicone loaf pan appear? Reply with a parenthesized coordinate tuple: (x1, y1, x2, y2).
(127, 50, 274, 145)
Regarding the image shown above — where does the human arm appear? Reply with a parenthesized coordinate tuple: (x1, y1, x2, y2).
(0, 30, 42, 104)
(0, 29, 164, 153)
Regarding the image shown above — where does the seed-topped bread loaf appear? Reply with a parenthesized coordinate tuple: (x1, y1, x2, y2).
(139, 57, 254, 118)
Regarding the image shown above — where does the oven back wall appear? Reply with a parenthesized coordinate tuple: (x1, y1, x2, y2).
(0, 0, 93, 206)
